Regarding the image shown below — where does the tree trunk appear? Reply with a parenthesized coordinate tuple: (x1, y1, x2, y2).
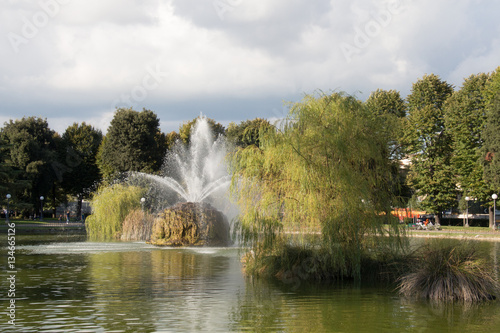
(77, 195, 83, 221)
(52, 185, 57, 218)
(435, 213, 441, 226)
(490, 206, 495, 230)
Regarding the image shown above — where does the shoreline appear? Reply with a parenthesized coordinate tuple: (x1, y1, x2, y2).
(0, 221, 86, 235)
(408, 229, 500, 242)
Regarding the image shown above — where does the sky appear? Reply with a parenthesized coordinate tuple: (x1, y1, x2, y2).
(1, 0, 499, 135)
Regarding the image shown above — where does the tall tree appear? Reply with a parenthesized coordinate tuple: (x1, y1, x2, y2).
(98, 108, 166, 178)
(0, 138, 31, 214)
(62, 122, 103, 218)
(404, 74, 455, 224)
(444, 73, 490, 203)
(226, 118, 274, 148)
(0, 117, 58, 216)
(365, 89, 410, 206)
(483, 67, 500, 225)
(365, 89, 406, 119)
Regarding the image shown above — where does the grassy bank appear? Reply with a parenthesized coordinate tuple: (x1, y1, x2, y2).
(0, 218, 86, 234)
(409, 226, 500, 241)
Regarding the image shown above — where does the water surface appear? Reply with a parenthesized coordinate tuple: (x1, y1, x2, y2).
(2, 236, 500, 332)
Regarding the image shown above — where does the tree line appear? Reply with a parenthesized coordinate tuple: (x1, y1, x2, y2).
(0, 107, 264, 219)
(1, 66, 499, 223)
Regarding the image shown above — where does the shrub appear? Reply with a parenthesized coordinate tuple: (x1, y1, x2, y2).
(121, 209, 155, 241)
(86, 184, 144, 240)
(397, 241, 499, 302)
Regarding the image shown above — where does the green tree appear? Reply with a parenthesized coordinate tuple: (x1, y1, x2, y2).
(444, 73, 490, 205)
(365, 88, 406, 118)
(98, 108, 166, 178)
(226, 118, 274, 148)
(0, 117, 59, 217)
(365, 89, 410, 206)
(178, 116, 225, 144)
(231, 92, 402, 280)
(483, 67, 500, 224)
(404, 74, 455, 224)
(0, 138, 31, 214)
(165, 131, 181, 151)
(62, 122, 103, 218)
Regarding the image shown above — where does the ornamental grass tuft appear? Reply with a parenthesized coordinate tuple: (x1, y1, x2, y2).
(398, 241, 499, 302)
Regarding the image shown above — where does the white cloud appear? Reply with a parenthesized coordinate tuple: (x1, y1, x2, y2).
(1, 0, 500, 133)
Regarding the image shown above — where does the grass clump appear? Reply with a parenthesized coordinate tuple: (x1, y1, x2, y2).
(398, 241, 499, 302)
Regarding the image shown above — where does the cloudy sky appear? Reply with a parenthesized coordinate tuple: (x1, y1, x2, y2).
(1, 0, 499, 134)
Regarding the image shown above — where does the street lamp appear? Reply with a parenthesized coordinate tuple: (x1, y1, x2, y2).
(40, 196, 44, 221)
(465, 196, 470, 228)
(6, 194, 11, 223)
(493, 193, 498, 230)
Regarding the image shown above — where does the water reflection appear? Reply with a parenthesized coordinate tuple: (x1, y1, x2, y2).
(2, 237, 500, 332)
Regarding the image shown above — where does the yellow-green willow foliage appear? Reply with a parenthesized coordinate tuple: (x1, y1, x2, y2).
(86, 184, 144, 240)
(231, 92, 405, 280)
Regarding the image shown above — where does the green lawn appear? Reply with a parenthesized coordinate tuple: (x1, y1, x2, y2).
(4, 218, 64, 224)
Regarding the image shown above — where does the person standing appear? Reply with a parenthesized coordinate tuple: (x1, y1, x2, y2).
(66, 211, 70, 223)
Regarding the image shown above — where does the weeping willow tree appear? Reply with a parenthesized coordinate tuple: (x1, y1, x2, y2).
(86, 183, 145, 240)
(231, 92, 406, 281)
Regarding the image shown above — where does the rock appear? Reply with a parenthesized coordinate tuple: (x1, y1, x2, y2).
(149, 202, 232, 246)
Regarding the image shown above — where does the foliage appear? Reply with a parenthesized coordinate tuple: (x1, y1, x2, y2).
(242, 239, 411, 285)
(404, 74, 455, 221)
(165, 131, 181, 151)
(61, 122, 103, 216)
(178, 116, 226, 144)
(365, 88, 406, 118)
(226, 118, 274, 148)
(444, 73, 490, 201)
(242, 243, 348, 282)
(85, 184, 144, 240)
(483, 67, 500, 193)
(0, 117, 59, 215)
(365, 89, 410, 204)
(231, 92, 404, 280)
(398, 241, 499, 302)
(97, 108, 166, 177)
(121, 209, 155, 241)
(0, 138, 31, 210)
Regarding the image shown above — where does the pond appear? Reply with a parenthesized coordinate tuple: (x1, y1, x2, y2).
(2, 235, 500, 332)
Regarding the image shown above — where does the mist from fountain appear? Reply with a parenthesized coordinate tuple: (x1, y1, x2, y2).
(131, 116, 231, 209)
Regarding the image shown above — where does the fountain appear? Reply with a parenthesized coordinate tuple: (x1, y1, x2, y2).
(127, 116, 233, 246)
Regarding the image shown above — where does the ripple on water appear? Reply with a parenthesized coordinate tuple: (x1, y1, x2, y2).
(17, 241, 157, 254)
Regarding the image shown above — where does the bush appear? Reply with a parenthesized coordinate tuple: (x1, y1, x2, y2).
(397, 241, 499, 302)
(242, 241, 401, 284)
(86, 184, 144, 240)
(121, 209, 155, 241)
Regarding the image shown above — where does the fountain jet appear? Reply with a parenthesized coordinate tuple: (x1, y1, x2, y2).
(130, 115, 231, 207)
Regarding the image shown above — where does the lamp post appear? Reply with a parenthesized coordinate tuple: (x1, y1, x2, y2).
(40, 196, 44, 221)
(6, 194, 11, 223)
(465, 196, 470, 228)
(141, 197, 146, 212)
(493, 194, 498, 230)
